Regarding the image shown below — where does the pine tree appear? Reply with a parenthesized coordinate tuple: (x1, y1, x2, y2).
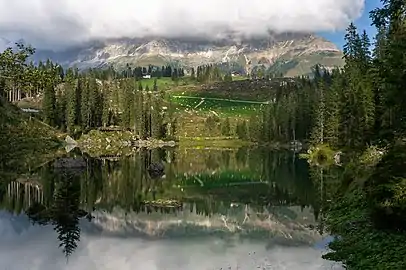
(324, 69, 342, 146)
(56, 88, 67, 130)
(221, 117, 231, 136)
(42, 73, 56, 126)
(51, 174, 81, 258)
(340, 23, 375, 148)
(370, 0, 406, 141)
(191, 67, 196, 80)
(121, 80, 133, 129)
(153, 78, 158, 91)
(65, 70, 77, 133)
(310, 80, 326, 145)
(80, 78, 90, 130)
(236, 120, 248, 140)
(102, 83, 111, 127)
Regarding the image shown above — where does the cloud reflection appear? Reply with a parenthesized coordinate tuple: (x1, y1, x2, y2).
(0, 211, 342, 270)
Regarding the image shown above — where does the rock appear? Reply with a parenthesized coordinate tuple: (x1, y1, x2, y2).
(289, 140, 302, 152)
(148, 162, 165, 179)
(65, 144, 76, 153)
(65, 135, 78, 152)
(334, 151, 342, 165)
(65, 135, 77, 145)
(166, 141, 176, 147)
(54, 158, 86, 169)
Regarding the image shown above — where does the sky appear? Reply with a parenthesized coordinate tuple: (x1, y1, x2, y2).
(0, 212, 343, 270)
(318, 0, 382, 48)
(0, 0, 382, 51)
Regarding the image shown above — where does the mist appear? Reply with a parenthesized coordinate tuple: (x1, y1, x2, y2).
(0, 0, 365, 50)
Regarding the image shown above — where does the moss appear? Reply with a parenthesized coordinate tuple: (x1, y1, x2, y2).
(299, 144, 336, 167)
(359, 145, 386, 167)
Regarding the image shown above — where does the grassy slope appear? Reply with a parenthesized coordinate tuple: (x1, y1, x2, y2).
(141, 77, 276, 139)
(0, 100, 63, 180)
(285, 52, 344, 77)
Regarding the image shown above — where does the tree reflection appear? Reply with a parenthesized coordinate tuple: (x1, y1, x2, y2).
(50, 172, 82, 258)
(23, 159, 92, 258)
(0, 147, 340, 258)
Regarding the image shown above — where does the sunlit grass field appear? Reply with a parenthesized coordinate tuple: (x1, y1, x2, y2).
(169, 95, 265, 117)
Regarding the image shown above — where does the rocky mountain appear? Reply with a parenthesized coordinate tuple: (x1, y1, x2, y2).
(31, 32, 344, 76)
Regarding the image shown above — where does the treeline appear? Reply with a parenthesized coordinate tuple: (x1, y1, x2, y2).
(118, 64, 185, 80)
(191, 64, 232, 83)
(45, 71, 176, 138)
(0, 47, 177, 139)
(37, 61, 187, 81)
(311, 1, 405, 268)
(88, 63, 236, 83)
(96, 63, 234, 83)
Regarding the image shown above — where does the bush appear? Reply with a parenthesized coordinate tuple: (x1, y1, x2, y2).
(300, 144, 336, 167)
(323, 189, 406, 269)
(364, 140, 406, 231)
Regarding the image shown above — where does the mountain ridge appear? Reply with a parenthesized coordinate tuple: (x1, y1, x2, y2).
(5, 32, 344, 76)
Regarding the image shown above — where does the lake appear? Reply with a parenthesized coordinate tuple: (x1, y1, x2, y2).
(0, 146, 343, 270)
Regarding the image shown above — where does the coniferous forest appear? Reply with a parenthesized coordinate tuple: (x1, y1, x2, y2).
(0, 0, 406, 268)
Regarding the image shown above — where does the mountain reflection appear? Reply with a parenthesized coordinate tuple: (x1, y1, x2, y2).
(0, 147, 336, 258)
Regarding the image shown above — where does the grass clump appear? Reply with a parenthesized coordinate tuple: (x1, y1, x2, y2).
(300, 144, 336, 167)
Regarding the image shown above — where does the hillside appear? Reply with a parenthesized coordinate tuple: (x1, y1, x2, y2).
(0, 100, 63, 179)
(32, 33, 344, 77)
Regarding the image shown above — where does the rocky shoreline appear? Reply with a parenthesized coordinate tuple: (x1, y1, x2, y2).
(65, 130, 176, 156)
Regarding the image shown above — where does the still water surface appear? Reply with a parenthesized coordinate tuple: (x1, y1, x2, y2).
(0, 147, 343, 269)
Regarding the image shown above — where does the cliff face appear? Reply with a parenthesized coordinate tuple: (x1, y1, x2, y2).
(32, 33, 344, 76)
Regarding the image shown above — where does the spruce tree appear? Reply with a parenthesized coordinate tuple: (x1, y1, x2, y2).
(153, 78, 158, 91)
(42, 73, 56, 126)
(65, 70, 77, 133)
(221, 117, 231, 137)
(80, 78, 90, 130)
(102, 84, 111, 127)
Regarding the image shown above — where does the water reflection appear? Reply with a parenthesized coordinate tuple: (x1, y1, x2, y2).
(0, 147, 341, 269)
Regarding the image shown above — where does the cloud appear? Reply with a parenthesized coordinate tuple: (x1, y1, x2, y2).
(0, 213, 343, 270)
(0, 0, 365, 50)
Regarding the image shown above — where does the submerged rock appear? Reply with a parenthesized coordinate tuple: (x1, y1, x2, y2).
(53, 158, 87, 176)
(53, 158, 86, 168)
(148, 162, 165, 179)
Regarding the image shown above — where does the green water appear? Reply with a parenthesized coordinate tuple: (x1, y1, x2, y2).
(0, 147, 342, 270)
